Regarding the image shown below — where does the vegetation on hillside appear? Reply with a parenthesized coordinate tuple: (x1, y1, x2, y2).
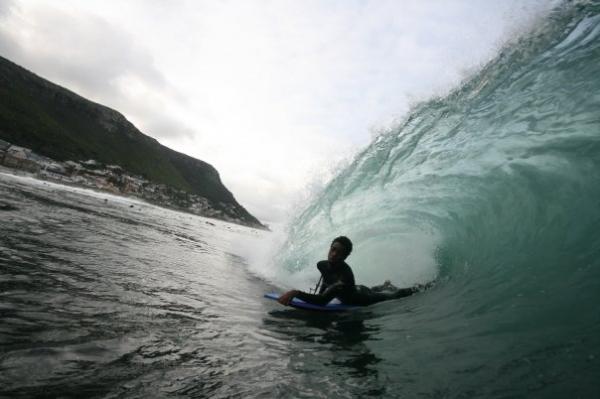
(0, 56, 263, 228)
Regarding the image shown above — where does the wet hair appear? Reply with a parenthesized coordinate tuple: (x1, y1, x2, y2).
(331, 236, 353, 257)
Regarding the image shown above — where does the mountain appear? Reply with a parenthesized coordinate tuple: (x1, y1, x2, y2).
(0, 55, 264, 228)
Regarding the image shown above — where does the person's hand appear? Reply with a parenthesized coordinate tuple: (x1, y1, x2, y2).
(278, 290, 300, 305)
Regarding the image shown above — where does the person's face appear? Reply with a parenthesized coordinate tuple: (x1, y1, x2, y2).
(328, 241, 348, 264)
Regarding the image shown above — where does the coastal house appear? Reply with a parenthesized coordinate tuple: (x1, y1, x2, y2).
(71, 175, 89, 186)
(2, 145, 41, 173)
(120, 175, 144, 193)
(41, 160, 67, 175)
(64, 161, 84, 175)
(38, 170, 65, 181)
(107, 164, 123, 175)
(39, 161, 68, 180)
(82, 159, 101, 169)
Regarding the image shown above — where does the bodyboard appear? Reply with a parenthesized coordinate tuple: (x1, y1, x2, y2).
(264, 293, 360, 312)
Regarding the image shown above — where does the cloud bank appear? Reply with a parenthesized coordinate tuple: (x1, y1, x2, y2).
(0, 0, 557, 222)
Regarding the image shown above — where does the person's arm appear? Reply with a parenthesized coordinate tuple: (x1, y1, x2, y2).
(278, 289, 300, 305)
(279, 262, 327, 305)
(294, 282, 345, 306)
(278, 282, 345, 306)
(392, 281, 436, 299)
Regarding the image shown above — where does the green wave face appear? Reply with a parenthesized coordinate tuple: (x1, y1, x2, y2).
(279, 1, 600, 324)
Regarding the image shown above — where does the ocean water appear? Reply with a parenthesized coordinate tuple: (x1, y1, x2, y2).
(2, 1, 600, 398)
(276, 1, 600, 396)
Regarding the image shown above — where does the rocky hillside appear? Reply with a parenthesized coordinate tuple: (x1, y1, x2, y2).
(0, 55, 264, 228)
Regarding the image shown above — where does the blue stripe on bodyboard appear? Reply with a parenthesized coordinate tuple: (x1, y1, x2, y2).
(264, 293, 360, 312)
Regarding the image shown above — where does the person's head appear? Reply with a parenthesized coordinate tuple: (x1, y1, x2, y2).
(328, 236, 353, 263)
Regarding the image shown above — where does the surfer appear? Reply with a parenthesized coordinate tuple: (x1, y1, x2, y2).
(278, 236, 430, 307)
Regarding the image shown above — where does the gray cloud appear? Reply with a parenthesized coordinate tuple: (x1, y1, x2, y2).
(0, 2, 193, 140)
(0, 0, 14, 17)
(0, 0, 557, 223)
(0, 0, 20, 57)
(133, 111, 196, 141)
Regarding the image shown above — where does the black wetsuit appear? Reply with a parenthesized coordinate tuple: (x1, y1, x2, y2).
(294, 260, 422, 306)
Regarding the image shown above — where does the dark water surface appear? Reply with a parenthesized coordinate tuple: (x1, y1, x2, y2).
(3, 3, 600, 398)
(1, 173, 413, 398)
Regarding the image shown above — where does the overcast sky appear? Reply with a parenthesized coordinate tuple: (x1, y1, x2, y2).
(0, 0, 557, 223)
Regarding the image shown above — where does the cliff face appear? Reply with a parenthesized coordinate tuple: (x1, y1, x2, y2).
(0, 55, 264, 228)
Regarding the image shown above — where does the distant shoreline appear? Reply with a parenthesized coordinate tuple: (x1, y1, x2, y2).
(0, 55, 266, 230)
(0, 161, 269, 232)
